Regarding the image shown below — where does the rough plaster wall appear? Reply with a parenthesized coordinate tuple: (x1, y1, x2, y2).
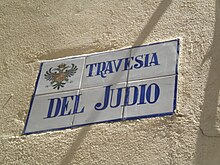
(0, 0, 219, 164)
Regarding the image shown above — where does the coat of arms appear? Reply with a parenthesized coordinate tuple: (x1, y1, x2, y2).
(44, 63, 78, 90)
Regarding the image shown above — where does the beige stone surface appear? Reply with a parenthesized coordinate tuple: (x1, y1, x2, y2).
(0, 0, 220, 164)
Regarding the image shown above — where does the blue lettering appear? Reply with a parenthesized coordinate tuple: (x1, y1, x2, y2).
(96, 62, 106, 78)
(110, 87, 123, 108)
(72, 94, 84, 114)
(138, 84, 147, 105)
(134, 55, 144, 69)
(60, 96, 72, 116)
(123, 57, 133, 71)
(149, 53, 159, 66)
(104, 61, 114, 75)
(85, 52, 160, 78)
(113, 58, 123, 72)
(146, 83, 160, 103)
(45, 94, 84, 119)
(144, 54, 150, 67)
(124, 86, 139, 106)
(94, 82, 160, 111)
(95, 85, 111, 110)
(86, 63, 96, 77)
(45, 98, 61, 118)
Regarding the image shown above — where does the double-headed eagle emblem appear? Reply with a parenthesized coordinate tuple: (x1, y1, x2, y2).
(44, 63, 78, 90)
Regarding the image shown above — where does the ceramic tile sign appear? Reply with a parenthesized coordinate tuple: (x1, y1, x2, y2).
(23, 39, 180, 135)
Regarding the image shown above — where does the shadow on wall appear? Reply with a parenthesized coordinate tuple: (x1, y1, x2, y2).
(195, 0, 220, 164)
(59, 126, 91, 165)
(58, 0, 172, 164)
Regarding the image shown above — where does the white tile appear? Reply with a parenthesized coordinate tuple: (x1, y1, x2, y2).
(72, 83, 126, 126)
(24, 39, 180, 134)
(128, 40, 179, 81)
(24, 90, 80, 134)
(123, 75, 176, 119)
(81, 49, 131, 88)
(35, 57, 85, 95)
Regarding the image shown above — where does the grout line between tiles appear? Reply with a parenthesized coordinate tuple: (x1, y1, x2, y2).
(79, 56, 87, 90)
(34, 73, 177, 97)
(71, 56, 87, 126)
(127, 73, 177, 83)
(121, 48, 133, 120)
(34, 88, 80, 97)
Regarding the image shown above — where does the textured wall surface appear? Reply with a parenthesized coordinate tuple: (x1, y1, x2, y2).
(0, 0, 220, 164)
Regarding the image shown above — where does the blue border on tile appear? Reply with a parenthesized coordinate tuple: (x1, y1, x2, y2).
(132, 38, 179, 49)
(173, 38, 180, 112)
(23, 111, 173, 135)
(122, 112, 174, 121)
(23, 38, 180, 135)
(22, 63, 43, 135)
(23, 118, 122, 135)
